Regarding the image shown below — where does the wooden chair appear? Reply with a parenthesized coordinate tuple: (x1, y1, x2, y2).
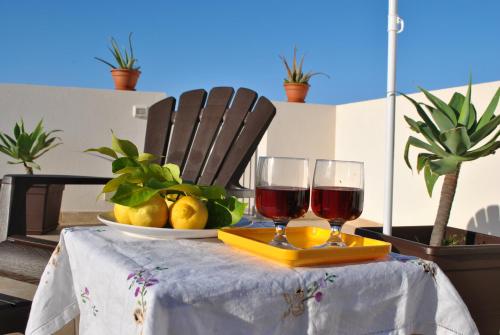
(1, 86, 275, 247)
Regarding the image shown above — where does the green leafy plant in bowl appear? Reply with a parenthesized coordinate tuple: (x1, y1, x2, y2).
(0, 119, 62, 174)
(86, 133, 247, 229)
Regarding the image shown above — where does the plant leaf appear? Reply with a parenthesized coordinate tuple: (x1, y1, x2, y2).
(424, 164, 440, 197)
(199, 185, 226, 200)
(94, 57, 117, 69)
(112, 157, 139, 173)
(102, 174, 130, 193)
(449, 92, 465, 117)
(428, 156, 461, 175)
(206, 197, 247, 228)
(404, 136, 439, 170)
(163, 163, 182, 183)
(439, 127, 471, 155)
(85, 146, 118, 159)
(476, 86, 500, 131)
(165, 184, 202, 196)
(470, 115, 500, 145)
(418, 87, 458, 125)
(111, 133, 138, 158)
(457, 78, 472, 126)
(423, 104, 455, 131)
(401, 93, 442, 140)
(416, 153, 437, 173)
(110, 183, 159, 207)
(138, 153, 157, 162)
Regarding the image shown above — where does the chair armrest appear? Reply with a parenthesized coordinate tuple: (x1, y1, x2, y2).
(1, 174, 110, 240)
(2, 174, 110, 186)
(227, 185, 254, 198)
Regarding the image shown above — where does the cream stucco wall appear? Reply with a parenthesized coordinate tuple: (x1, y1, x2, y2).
(334, 81, 500, 236)
(264, 101, 336, 177)
(0, 82, 498, 236)
(0, 84, 166, 211)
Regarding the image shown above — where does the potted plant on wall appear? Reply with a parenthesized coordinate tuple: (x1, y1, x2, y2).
(95, 33, 141, 91)
(356, 80, 500, 333)
(280, 47, 328, 103)
(0, 119, 64, 234)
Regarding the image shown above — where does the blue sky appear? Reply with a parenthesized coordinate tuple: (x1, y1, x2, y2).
(1, 0, 499, 104)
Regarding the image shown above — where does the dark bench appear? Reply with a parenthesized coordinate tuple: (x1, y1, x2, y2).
(0, 293, 31, 334)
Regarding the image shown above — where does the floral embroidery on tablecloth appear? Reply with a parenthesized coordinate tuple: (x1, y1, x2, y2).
(283, 273, 337, 318)
(43, 243, 62, 285)
(127, 266, 167, 328)
(80, 287, 99, 316)
(390, 253, 437, 279)
(50, 243, 62, 266)
(63, 227, 107, 234)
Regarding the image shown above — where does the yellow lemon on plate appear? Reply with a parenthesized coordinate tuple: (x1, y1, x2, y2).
(114, 204, 132, 224)
(127, 195, 168, 228)
(170, 196, 208, 229)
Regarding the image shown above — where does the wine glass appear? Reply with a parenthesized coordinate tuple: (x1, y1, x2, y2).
(311, 160, 364, 247)
(255, 157, 310, 248)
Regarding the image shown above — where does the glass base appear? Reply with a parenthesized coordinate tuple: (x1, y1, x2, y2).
(269, 223, 298, 249)
(314, 222, 347, 248)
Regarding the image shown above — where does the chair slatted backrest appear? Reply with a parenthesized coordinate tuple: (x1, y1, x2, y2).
(143, 87, 276, 189)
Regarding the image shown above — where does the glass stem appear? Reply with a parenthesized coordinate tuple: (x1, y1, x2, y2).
(327, 219, 346, 246)
(268, 220, 294, 248)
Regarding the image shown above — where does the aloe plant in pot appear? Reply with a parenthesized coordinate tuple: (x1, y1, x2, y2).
(356, 80, 500, 333)
(0, 119, 64, 234)
(403, 79, 499, 246)
(95, 33, 141, 91)
(280, 47, 328, 103)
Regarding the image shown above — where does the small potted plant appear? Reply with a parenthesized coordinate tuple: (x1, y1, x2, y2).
(0, 119, 64, 234)
(356, 79, 500, 333)
(95, 33, 141, 91)
(280, 47, 328, 103)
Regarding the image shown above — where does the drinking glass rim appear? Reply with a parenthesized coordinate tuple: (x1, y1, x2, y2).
(315, 159, 364, 166)
(258, 156, 309, 162)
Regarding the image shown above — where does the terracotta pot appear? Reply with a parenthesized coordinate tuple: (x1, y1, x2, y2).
(111, 69, 141, 91)
(284, 83, 310, 103)
(355, 226, 500, 334)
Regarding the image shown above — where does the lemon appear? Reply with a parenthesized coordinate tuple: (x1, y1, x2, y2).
(128, 195, 168, 228)
(170, 196, 208, 229)
(114, 204, 131, 224)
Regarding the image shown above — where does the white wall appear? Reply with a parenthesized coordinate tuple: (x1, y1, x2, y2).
(1, 82, 498, 236)
(0, 84, 166, 211)
(334, 81, 500, 236)
(264, 101, 336, 177)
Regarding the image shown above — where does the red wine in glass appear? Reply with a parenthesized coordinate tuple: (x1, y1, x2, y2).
(311, 186, 363, 221)
(312, 160, 364, 248)
(255, 157, 309, 248)
(256, 186, 310, 222)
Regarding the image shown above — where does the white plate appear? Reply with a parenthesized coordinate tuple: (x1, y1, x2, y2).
(97, 212, 218, 239)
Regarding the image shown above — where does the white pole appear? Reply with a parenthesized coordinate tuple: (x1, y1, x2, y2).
(384, 0, 403, 235)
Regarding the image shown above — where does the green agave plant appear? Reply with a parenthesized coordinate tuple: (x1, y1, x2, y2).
(95, 32, 140, 70)
(86, 133, 246, 228)
(280, 47, 328, 84)
(0, 119, 62, 174)
(403, 79, 499, 246)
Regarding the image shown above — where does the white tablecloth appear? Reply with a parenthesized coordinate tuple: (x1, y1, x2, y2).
(26, 226, 478, 335)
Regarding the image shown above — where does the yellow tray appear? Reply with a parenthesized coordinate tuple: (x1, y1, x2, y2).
(218, 226, 391, 267)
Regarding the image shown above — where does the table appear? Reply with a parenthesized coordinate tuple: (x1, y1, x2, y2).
(26, 226, 478, 335)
